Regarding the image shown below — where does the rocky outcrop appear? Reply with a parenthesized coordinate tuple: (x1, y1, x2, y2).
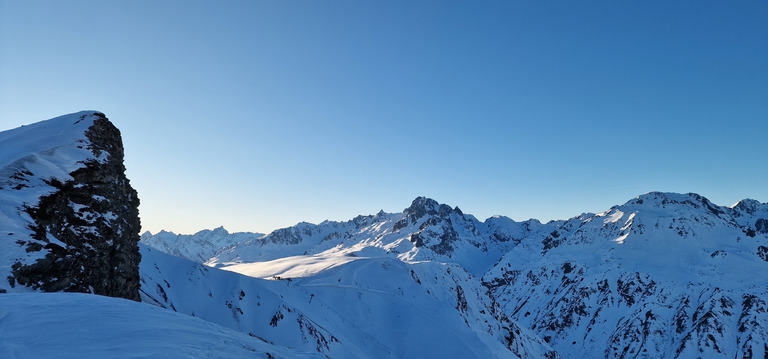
(2, 112, 141, 301)
(392, 196, 481, 256)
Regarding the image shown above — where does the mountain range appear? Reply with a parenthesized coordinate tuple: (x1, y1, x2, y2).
(140, 192, 768, 358)
(1, 112, 767, 358)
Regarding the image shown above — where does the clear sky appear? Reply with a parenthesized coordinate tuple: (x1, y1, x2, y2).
(1, 1, 766, 235)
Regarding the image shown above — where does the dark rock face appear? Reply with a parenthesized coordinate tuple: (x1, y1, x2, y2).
(756, 219, 768, 234)
(396, 197, 482, 256)
(758, 246, 768, 262)
(10, 114, 142, 301)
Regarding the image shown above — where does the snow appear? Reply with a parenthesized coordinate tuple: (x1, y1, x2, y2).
(140, 227, 264, 263)
(138, 191, 768, 357)
(4, 119, 767, 359)
(0, 111, 103, 294)
(0, 292, 323, 359)
(0, 111, 97, 173)
(220, 254, 360, 279)
(480, 193, 768, 358)
(603, 209, 624, 223)
(139, 244, 549, 358)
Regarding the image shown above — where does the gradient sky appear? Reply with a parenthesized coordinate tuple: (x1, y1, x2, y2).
(1, 1, 766, 235)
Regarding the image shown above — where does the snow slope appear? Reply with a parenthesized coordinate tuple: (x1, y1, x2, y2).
(0, 292, 322, 359)
(140, 244, 556, 358)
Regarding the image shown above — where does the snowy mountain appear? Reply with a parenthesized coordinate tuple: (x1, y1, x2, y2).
(482, 192, 768, 358)
(143, 192, 768, 358)
(140, 243, 556, 358)
(140, 226, 263, 263)
(3, 112, 767, 358)
(198, 197, 549, 276)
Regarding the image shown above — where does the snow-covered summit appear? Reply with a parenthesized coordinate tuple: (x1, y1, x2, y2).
(622, 191, 727, 215)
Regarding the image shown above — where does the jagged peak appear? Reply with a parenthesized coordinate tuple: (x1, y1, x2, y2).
(403, 196, 461, 221)
(405, 197, 440, 215)
(730, 198, 762, 213)
(211, 226, 229, 234)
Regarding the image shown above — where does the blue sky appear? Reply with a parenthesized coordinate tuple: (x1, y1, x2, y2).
(1, 1, 766, 234)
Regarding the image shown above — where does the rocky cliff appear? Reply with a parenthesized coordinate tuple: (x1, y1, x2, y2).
(0, 111, 141, 301)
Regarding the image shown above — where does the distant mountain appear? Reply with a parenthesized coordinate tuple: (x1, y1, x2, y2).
(201, 196, 550, 276)
(140, 226, 264, 263)
(144, 192, 768, 358)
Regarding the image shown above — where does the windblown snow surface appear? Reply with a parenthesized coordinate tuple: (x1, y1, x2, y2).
(0, 292, 323, 359)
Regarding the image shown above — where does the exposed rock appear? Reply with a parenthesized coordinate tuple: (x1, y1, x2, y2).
(758, 246, 768, 262)
(404, 196, 441, 223)
(756, 219, 768, 234)
(3, 112, 141, 301)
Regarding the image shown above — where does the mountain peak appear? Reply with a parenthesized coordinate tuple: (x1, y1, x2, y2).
(212, 226, 229, 234)
(404, 196, 459, 220)
(623, 191, 724, 214)
(404, 197, 440, 217)
(730, 198, 762, 214)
